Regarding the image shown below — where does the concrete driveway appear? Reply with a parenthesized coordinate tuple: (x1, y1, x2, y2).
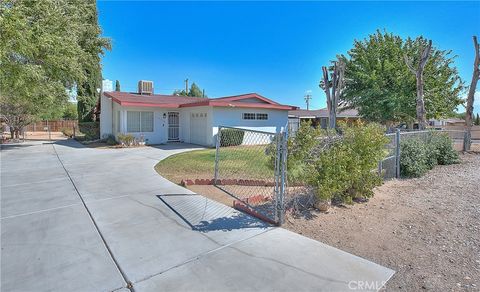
(1, 140, 394, 292)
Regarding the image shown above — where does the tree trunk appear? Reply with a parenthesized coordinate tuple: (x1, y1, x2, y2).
(405, 40, 432, 130)
(464, 36, 479, 151)
(416, 71, 427, 130)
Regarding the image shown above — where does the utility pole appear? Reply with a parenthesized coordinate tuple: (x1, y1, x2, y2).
(304, 91, 312, 110)
(184, 78, 189, 95)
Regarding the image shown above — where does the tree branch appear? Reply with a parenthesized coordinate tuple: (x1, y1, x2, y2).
(404, 55, 416, 75)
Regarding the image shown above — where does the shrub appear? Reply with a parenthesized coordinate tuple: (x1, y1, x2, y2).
(220, 128, 245, 147)
(78, 122, 100, 141)
(102, 134, 117, 146)
(400, 138, 429, 178)
(282, 122, 387, 204)
(400, 132, 459, 178)
(431, 133, 459, 165)
(60, 127, 74, 138)
(117, 133, 135, 146)
(312, 122, 388, 203)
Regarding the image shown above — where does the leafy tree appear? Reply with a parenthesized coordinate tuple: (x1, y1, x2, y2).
(63, 102, 78, 120)
(173, 89, 188, 96)
(342, 30, 463, 127)
(188, 82, 205, 97)
(115, 80, 121, 91)
(172, 82, 207, 97)
(0, 1, 110, 128)
(475, 113, 480, 126)
(76, 1, 111, 122)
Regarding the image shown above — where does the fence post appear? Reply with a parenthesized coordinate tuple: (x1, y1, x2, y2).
(213, 127, 221, 185)
(277, 131, 287, 225)
(395, 129, 401, 178)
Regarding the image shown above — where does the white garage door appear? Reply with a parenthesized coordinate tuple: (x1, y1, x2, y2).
(190, 112, 207, 146)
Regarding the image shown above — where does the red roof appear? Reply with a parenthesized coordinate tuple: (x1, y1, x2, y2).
(103, 92, 297, 110)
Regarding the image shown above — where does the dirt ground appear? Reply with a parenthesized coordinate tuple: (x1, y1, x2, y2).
(284, 153, 480, 291)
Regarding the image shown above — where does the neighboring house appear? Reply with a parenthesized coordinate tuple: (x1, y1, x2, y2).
(100, 82, 297, 147)
(429, 118, 466, 128)
(288, 107, 360, 132)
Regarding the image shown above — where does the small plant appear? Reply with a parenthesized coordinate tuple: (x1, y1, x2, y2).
(117, 133, 135, 147)
(60, 127, 74, 138)
(102, 134, 117, 146)
(220, 128, 245, 147)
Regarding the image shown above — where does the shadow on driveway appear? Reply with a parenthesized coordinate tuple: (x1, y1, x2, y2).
(157, 194, 271, 232)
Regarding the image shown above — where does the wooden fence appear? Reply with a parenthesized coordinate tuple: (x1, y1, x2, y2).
(24, 120, 78, 132)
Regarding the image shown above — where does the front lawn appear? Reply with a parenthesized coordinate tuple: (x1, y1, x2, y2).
(155, 146, 274, 184)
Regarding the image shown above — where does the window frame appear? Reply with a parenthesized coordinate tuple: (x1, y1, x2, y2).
(242, 113, 256, 120)
(126, 111, 154, 133)
(256, 113, 268, 120)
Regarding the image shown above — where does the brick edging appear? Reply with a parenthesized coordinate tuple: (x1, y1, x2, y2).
(181, 178, 275, 187)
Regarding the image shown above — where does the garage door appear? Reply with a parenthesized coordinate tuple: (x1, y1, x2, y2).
(190, 112, 207, 146)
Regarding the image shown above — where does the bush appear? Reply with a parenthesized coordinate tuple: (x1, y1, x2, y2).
(400, 132, 459, 178)
(220, 128, 245, 147)
(78, 122, 100, 141)
(400, 138, 429, 177)
(431, 133, 459, 165)
(117, 133, 135, 146)
(312, 122, 388, 203)
(102, 134, 117, 146)
(284, 122, 388, 204)
(60, 127, 74, 138)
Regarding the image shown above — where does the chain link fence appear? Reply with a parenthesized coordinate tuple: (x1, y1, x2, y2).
(214, 126, 470, 225)
(214, 126, 287, 224)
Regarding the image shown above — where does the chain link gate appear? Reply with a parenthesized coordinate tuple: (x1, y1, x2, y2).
(214, 126, 287, 225)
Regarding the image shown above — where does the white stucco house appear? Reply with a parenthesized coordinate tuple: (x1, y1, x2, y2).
(100, 87, 297, 147)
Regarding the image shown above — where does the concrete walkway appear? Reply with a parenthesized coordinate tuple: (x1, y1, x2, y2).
(1, 140, 394, 292)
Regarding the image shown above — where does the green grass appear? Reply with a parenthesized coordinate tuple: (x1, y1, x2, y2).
(155, 146, 274, 184)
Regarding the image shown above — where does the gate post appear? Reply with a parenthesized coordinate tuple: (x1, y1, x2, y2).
(395, 129, 401, 178)
(277, 131, 287, 225)
(214, 127, 221, 185)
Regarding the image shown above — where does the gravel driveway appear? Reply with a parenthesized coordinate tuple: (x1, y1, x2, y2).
(285, 153, 480, 291)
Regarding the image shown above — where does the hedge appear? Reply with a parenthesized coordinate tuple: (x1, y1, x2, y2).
(78, 122, 100, 141)
(220, 128, 245, 147)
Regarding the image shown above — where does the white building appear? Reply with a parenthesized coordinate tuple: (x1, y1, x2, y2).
(102, 79, 113, 92)
(99, 81, 297, 146)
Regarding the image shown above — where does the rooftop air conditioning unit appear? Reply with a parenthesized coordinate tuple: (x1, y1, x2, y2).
(138, 80, 154, 95)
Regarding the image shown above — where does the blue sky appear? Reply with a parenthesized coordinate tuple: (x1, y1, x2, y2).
(98, 1, 480, 113)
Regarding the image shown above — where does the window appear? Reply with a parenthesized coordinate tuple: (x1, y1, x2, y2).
(242, 113, 256, 120)
(127, 111, 154, 132)
(141, 112, 154, 132)
(243, 113, 268, 120)
(256, 113, 268, 120)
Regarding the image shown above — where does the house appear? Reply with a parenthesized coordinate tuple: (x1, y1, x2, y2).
(429, 118, 466, 128)
(99, 81, 297, 147)
(288, 107, 360, 132)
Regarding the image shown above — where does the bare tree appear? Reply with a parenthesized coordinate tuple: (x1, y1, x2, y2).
(405, 40, 433, 130)
(464, 36, 480, 151)
(0, 99, 35, 139)
(321, 59, 346, 129)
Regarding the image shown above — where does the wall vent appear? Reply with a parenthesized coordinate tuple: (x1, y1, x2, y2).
(138, 80, 154, 95)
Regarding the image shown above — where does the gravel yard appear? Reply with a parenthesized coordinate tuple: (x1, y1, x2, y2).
(284, 153, 480, 291)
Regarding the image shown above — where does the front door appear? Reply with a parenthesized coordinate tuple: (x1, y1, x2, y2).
(168, 112, 180, 141)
